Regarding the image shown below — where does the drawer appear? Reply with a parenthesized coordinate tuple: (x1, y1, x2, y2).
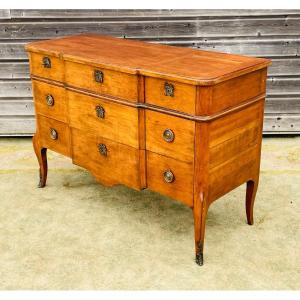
(29, 52, 64, 82)
(32, 80, 67, 122)
(68, 91, 139, 148)
(65, 61, 138, 102)
(37, 115, 71, 157)
(72, 128, 142, 190)
(146, 151, 194, 207)
(146, 110, 195, 163)
(145, 77, 196, 114)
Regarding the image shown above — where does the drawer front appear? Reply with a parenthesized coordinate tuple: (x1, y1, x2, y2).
(146, 110, 195, 163)
(146, 151, 194, 207)
(33, 80, 67, 122)
(37, 115, 71, 157)
(145, 77, 196, 114)
(68, 91, 139, 148)
(72, 128, 142, 190)
(29, 52, 64, 82)
(65, 61, 138, 102)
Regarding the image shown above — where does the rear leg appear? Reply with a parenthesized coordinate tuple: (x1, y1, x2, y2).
(246, 179, 259, 225)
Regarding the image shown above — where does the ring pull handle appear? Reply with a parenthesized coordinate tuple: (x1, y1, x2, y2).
(50, 128, 58, 140)
(163, 129, 175, 143)
(42, 57, 51, 68)
(98, 143, 107, 156)
(163, 169, 175, 183)
(46, 94, 54, 106)
(95, 105, 105, 119)
(164, 82, 174, 97)
(94, 70, 104, 83)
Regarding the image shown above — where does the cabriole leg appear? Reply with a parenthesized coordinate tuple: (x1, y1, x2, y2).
(32, 134, 48, 188)
(246, 179, 259, 225)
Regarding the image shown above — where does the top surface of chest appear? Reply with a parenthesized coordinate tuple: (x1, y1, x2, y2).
(26, 33, 269, 85)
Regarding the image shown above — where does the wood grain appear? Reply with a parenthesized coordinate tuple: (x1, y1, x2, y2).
(3, 18, 300, 40)
(68, 90, 139, 148)
(26, 31, 270, 266)
(4, 8, 299, 136)
(207, 69, 266, 115)
(0, 9, 300, 134)
(65, 61, 138, 102)
(145, 110, 195, 163)
(0, 62, 29, 79)
(263, 114, 300, 132)
(2, 58, 298, 80)
(209, 124, 260, 169)
(0, 117, 35, 135)
(208, 145, 260, 203)
(26, 34, 269, 85)
(0, 99, 33, 116)
(29, 52, 64, 82)
(32, 80, 67, 122)
(8, 9, 300, 19)
(0, 80, 32, 97)
(72, 128, 142, 190)
(145, 77, 196, 114)
(3, 113, 297, 136)
(36, 115, 71, 157)
(209, 101, 262, 147)
(146, 151, 194, 207)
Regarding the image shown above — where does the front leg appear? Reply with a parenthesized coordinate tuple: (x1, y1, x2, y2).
(193, 192, 209, 266)
(32, 134, 48, 188)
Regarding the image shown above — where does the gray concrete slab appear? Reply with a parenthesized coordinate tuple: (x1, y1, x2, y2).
(0, 137, 299, 289)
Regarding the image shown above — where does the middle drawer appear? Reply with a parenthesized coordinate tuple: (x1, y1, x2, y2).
(146, 110, 195, 163)
(68, 91, 139, 148)
(32, 80, 67, 123)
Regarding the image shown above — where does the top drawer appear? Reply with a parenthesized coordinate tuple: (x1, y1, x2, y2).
(29, 52, 64, 82)
(145, 77, 196, 115)
(65, 61, 139, 102)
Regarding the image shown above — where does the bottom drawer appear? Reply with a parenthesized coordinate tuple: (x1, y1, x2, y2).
(146, 151, 194, 207)
(37, 115, 71, 157)
(72, 128, 142, 190)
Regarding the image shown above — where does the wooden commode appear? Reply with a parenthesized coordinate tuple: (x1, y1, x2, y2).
(26, 34, 271, 265)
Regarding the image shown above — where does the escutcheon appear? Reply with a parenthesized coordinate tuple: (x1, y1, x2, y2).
(95, 105, 105, 119)
(98, 143, 107, 156)
(94, 70, 104, 83)
(42, 57, 51, 68)
(164, 82, 174, 97)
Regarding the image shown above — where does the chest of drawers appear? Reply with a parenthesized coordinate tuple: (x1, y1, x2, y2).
(26, 34, 270, 265)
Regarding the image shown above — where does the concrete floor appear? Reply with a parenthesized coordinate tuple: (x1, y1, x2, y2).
(0, 137, 299, 290)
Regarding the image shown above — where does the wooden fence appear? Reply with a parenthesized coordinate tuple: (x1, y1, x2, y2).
(0, 9, 299, 135)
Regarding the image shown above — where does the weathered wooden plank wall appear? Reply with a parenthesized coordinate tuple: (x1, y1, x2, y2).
(0, 9, 299, 135)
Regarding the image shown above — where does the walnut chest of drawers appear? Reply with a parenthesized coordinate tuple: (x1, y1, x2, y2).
(26, 34, 271, 265)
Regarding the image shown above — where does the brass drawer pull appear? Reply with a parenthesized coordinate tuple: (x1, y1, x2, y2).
(50, 128, 58, 140)
(163, 129, 175, 143)
(42, 57, 51, 68)
(163, 169, 175, 183)
(98, 143, 107, 156)
(95, 105, 105, 119)
(94, 70, 104, 83)
(46, 94, 54, 106)
(164, 82, 174, 97)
